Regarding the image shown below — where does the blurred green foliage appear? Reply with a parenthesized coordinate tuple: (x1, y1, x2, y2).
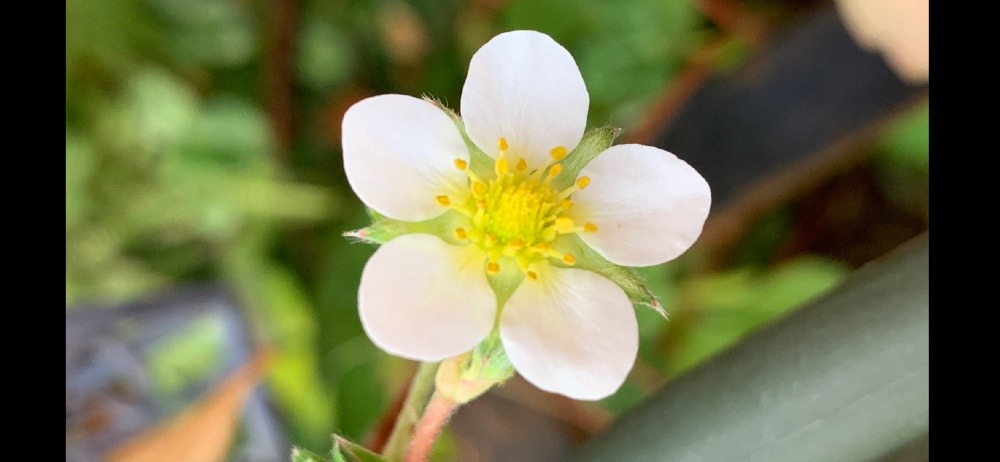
(66, 0, 928, 457)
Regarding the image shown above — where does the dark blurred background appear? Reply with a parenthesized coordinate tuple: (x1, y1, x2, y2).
(65, 0, 927, 460)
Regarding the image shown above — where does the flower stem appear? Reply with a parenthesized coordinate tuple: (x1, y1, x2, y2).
(404, 392, 458, 462)
(382, 362, 439, 460)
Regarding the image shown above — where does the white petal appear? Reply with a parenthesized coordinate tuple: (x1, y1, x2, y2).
(359, 234, 496, 361)
(571, 144, 711, 267)
(342, 94, 468, 222)
(461, 30, 589, 169)
(500, 266, 638, 400)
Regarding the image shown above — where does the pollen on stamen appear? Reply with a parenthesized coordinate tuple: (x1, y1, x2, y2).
(547, 163, 563, 178)
(576, 176, 591, 189)
(435, 195, 451, 206)
(454, 228, 468, 240)
(453, 159, 467, 170)
(555, 217, 575, 233)
(486, 261, 501, 275)
(550, 146, 568, 161)
(472, 182, 486, 197)
(496, 157, 510, 176)
(561, 199, 573, 210)
(583, 222, 598, 233)
(562, 254, 576, 266)
(498, 137, 509, 152)
(516, 158, 528, 171)
(526, 271, 538, 281)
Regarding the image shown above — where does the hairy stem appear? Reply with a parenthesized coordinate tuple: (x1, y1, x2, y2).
(404, 392, 458, 462)
(382, 362, 439, 460)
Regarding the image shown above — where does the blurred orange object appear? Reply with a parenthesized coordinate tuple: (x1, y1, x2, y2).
(106, 349, 276, 462)
(836, 0, 929, 82)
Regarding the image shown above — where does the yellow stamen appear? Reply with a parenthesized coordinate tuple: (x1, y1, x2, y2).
(561, 199, 573, 210)
(453, 158, 467, 170)
(583, 223, 598, 233)
(526, 271, 538, 281)
(550, 146, 568, 161)
(498, 137, 509, 152)
(547, 163, 563, 179)
(496, 157, 509, 176)
(576, 176, 591, 189)
(486, 261, 501, 275)
(562, 254, 576, 266)
(555, 217, 574, 233)
(472, 182, 486, 198)
(516, 158, 528, 171)
(454, 228, 468, 240)
(435, 195, 450, 206)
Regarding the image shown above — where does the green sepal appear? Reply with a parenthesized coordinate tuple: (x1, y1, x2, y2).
(552, 126, 621, 191)
(486, 256, 526, 311)
(422, 95, 495, 180)
(436, 332, 514, 404)
(344, 209, 469, 246)
(469, 331, 515, 383)
(332, 435, 387, 462)
(554, 233, 665, 316)
(292, 447, 331, 462)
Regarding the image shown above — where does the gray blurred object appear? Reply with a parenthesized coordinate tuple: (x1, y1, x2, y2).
(652, 3, 928, 208)
(573, 233, 928, 462)
(66, 286, 288, 462)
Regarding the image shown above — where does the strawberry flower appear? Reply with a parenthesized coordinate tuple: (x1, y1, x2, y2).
(342, 30, 710, 400)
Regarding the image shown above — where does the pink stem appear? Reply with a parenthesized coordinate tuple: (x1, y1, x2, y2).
(404, 393, 458, 462)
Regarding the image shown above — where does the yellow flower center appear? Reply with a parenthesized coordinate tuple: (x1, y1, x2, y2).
(439, 138, 598, 281)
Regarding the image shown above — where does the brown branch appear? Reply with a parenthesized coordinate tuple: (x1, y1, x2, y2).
(266, 0, 299, 163)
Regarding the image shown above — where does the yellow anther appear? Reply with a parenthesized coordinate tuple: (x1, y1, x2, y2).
(508, 238, 524, 249)
(454, 228, 468, 240)
(496, 157, 510, 176)
(498, 137, 509, 152)
(435, 195, 451, 206)
(472, 182, 486, 197)
(487, 261, 501, 275)
(561, 199, 573, 210)
(550, 146, 568, 161)
(555, 217, 575, 233)
(541, 227, 557, 242)
(562, 254, 576, 266)
(526, 271, 538, 281)
(453, 158, 468, 170)
(583, 222, 598, 233)
(547, 163, 563, 178)
(532, 242, 550, 252)
(576, 176, 591, 189)
(516, 158, 528, 171)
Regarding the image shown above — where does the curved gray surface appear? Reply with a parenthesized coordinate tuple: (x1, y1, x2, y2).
(574, 233, 929, 462)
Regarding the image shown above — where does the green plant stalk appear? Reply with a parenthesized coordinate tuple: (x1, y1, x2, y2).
(381, 362, 439, 460)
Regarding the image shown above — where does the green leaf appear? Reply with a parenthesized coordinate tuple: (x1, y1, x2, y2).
(333, 435, 388, 462)
(331, 445, 349, 462)
(554, 234, 662, 313)
(552, 126, 620, 190)
(292, 447, 331, 462)
(423, 95, 494, 180)
(877, 101, 929, 173)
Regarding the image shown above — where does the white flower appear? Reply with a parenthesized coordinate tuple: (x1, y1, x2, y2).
(342, 30, 711, 400)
